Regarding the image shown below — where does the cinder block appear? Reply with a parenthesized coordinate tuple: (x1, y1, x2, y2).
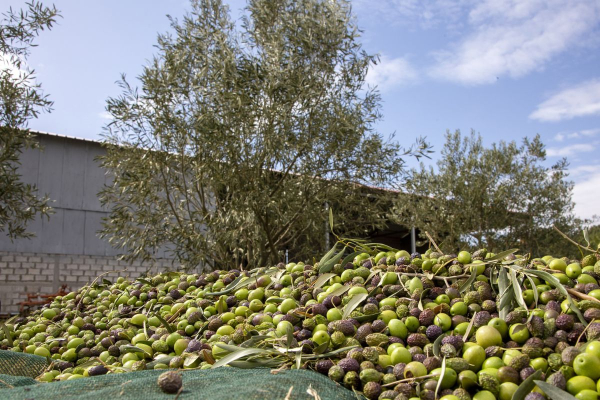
(22, 275, 34, 281)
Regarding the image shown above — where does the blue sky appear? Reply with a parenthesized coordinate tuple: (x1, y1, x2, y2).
(5, 0, 600, 220)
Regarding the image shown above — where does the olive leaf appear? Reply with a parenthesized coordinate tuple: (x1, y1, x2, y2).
(319, 243, 339, 267)
(433, 333, 446, 358)
(583, 228, 591, 248)
(265, 297, 285, 304)
(136, 278, 152, 285)
(312, 341, 330, 355)
(286, 324, 295, 349)
(211, 348, 270, 369)
(229, 359, 282, 369)
(304, 345, 359, 360)
(486, 248, 519, 262)
(319, 246, 347, 274)
(462, 311, 476, 342)
(338, 251, 363, 270)
(154, 313, 175, 333)
(120, 345, 151, 358)
(352, 313, 379, 323)
(240, 335, 272, 348)
(215, 296, 227, 314)
(0, 323, 13, 347)
(509, 268, 528, 310)
(511, 369, 543, 400)
(328, 285, 351, 298)
(534, 380, 578, 400)
(524, 269, 586, 324)
(526, 275, 539, 309)
(183, 354, 200, 368)
(312, 273, 336, 289)
(458, 266, 478, 293)
(497, 267, 511, 320)
(342, 293, 367, 319)
(215, 343, 246, 353)
(434, 357, 446, 400)
(147, 356, 175, 368)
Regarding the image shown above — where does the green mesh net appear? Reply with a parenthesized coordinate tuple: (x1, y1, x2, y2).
(0, 351, 361, 399)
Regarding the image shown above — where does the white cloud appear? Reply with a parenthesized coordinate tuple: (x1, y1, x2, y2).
(554, 129, 600, 142)
(569, 164, 600, 178)
(547, 143, 596, 158)
(98, 111, 113, 120)
(352, 0, 470, 29)
(429, 0, 600, 85)
(365, 55, 418, 90)
(573, 170, 600, 220)
(530, 80, 600, 122)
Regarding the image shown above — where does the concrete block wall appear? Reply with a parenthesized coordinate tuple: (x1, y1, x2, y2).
(0, 251, 186, 314)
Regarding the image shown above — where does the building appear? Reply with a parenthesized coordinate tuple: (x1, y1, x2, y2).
(0, 131, 421, 314)
(0, 132, 179, 314)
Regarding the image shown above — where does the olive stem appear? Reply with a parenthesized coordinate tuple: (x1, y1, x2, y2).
(576, 319, 599, 345)
(424, 231, 443, 254)
(553, 225, 596, 253)
(566, 288, 600, 303)
(381, 373, 438, 387)
(400, 273, 470, 281)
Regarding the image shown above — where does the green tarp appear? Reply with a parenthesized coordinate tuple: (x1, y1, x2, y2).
(0, 351, 360, 400)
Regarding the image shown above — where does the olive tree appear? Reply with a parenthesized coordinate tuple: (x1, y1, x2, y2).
(0, 2, 58, 239)
(100, 0, 428, 269)
(394, 130, 580, 257)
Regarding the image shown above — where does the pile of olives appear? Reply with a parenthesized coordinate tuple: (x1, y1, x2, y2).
(2, 247, 600, 400)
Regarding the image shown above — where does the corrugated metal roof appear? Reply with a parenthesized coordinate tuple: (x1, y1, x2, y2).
(30, 130, 403, 193)
(31, 130, 103, 144)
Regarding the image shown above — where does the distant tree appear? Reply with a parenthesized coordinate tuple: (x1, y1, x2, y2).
(394, 130, 581, 257)
(0, 2, 58, 239)
(99, 0, 429, 269)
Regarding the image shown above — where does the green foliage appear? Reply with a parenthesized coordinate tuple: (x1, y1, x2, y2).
(99, 0, 429, 269)
(394, 130, 581, 257)
(0, 2, 58, 239)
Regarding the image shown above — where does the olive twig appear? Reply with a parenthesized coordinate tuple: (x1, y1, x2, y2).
(566, 288, 600, 303)
(381, 373, 438, 388)
(424, 231, 443, 254)
(576, 319, 599, 346)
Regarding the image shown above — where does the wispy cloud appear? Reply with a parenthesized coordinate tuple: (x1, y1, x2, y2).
(568, 163, 600, 178)
(98, 111, 113, 120)
(573, 170, 600, 220)
(352, 0, 469, 29)
(547, 143, 596, 158)
(429, 0, 600, 85)
(554, 129, 600, 142)
(530, 80, 600, 122)
(365, 55, 418, 90)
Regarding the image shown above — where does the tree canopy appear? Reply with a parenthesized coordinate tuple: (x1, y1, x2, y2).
(394, 130, 581, 257)
(99, 0, 429, 269)
(0, 2, 58, 239)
